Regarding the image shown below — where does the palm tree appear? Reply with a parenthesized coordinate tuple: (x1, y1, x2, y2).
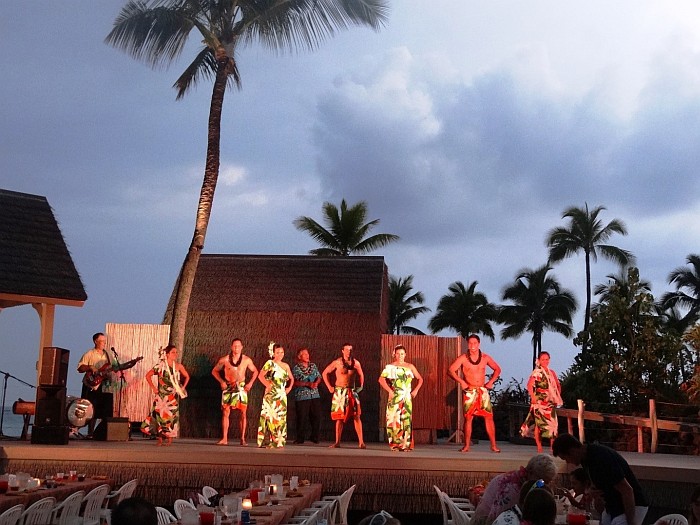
(499, 265, 577, 369)
(388, 275, 430, 335)
(593, 267, 652, 311)
(293, 199, 399, 256)
(546, 203, 634, 349)
(428, 281, 498, 341)
(105, 1, 389, 349)
(660, 254, 700, 329)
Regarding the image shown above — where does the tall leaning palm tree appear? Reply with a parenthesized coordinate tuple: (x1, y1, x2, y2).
(388, 275, 430, 335)
(499, 265, 577, 369)
(105, 1, 389, 349)
(546, 203, 634, 349)
(293, 199, 399, 256)
(428, 281, 498, 341)
(661, 254, 700, 329)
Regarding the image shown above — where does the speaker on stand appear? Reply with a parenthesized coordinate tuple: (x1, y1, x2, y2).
(31, 347, 70, 445)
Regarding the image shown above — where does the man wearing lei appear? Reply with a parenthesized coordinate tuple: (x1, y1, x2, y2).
(212, 338, 258, 445)
(448, 333, 502, 453)
(322, 343, 366, 449)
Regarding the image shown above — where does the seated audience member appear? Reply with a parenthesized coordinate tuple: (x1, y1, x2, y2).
(557, 468, 595, 512)
(112, 496, 157, 525)
(521, 488, 557, 525)
(473, 454, 558, 525)
(493, 480, 554, 525)
(691, 485, 700, 525)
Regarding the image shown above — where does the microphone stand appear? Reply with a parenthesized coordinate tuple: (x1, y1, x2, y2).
(0, 368, 35, 439)
(111, 347, 127, 418)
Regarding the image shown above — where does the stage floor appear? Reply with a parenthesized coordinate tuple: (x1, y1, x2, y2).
(2, 437, 699, 516)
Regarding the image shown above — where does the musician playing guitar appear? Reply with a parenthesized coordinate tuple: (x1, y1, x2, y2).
(77, 332, 114, 437)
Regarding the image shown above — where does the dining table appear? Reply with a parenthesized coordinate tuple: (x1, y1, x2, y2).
(0, 476, 112, 515)
(234, 483, 323, 525)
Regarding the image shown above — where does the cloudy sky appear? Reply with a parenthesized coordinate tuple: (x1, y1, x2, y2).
(3, 1, 700, 409)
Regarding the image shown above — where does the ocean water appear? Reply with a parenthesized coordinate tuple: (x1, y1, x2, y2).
(0, 409, 29, 438)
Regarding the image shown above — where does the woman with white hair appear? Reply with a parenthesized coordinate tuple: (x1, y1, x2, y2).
(472, 454, 558, 525)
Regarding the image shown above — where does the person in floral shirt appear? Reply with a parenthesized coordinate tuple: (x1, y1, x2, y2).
(292, 348, 321, 444)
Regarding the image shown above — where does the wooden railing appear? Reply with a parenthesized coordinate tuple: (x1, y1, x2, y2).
(508, 399, 700, 453)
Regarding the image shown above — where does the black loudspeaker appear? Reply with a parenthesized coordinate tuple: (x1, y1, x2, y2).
(94, 417, 130, 441)
(35, 386, 67, 426)
(39, 347, 70, 386)
(31, 424, 70, 445)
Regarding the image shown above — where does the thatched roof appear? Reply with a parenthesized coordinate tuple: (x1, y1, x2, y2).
(0, 189, 86, 307)
(186, 254, 387, 313)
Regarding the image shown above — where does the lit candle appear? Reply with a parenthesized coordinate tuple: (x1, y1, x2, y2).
(270, 484, 278, 496)
(242, 498, 252, 510)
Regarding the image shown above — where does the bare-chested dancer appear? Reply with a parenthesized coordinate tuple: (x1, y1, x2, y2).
(322, 344, 366, 449)
(447, 334, 502, 453)
(212, 338, 258, 445)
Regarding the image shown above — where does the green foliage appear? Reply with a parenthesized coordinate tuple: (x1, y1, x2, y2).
(562, 267, 686, 412)
(388, 275, 430, 335)
(293, 199, 399, 256)
(428, 281, 498, 340)
(499, 264, 577, 369)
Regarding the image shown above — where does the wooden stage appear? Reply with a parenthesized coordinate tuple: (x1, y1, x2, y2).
(1, 437, 699, 517)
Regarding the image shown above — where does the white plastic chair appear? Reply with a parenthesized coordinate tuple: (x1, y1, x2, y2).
(654, 515, 688, 525)
(0, 504, 24, 525)
(434, 486, 475, 525)
(80, 484, 111, 525)
(101, 479, 138, 525)
(320, 484, 356, 525)
(155, 507, 177, 525)
(51, 489, 85, 525)
(20, 497, 56, 525)
(442, 494, 473, 525)
(173, 499, 196, 520)
(202, 486, 218, 501)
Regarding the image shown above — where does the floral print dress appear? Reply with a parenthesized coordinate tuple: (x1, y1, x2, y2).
(520, 365, 560, 439)
(257, 360, 289, 448)
(380, 364, 415, 451)
(141, 361, 180, 438)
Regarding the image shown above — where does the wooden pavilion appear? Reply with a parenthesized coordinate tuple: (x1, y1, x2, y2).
(0, 189, 87, 384)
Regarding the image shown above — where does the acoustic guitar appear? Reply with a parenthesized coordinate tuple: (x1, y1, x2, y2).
(83, 356, 143, 390)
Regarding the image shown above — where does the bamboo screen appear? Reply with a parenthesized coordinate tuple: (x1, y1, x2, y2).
(379, 335, 463, 433)
(105, 323, 170, 422)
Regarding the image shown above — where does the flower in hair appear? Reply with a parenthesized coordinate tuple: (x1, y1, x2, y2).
(268, 341, 275, 358)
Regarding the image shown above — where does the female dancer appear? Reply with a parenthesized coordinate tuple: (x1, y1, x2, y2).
(378, 344, 423, 451)
(257, 343, 294, 448)
(520, 351, 562, 452)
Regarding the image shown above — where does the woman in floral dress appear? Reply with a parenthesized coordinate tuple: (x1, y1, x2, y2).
(520, 351, 562, 453)
(257, 343, 294, 448)
(378, 344, 423, 451)
(142, 344, 190, 446)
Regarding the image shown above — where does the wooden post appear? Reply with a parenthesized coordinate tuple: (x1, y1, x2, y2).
(567, 417, 573, 434)
(637, 426, 643, 452)
(577, 399, 585, 442)
(650, 399, 658, 453)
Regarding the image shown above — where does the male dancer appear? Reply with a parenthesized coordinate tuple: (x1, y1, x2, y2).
(212, 338, 258, 445)
(322, 344, 366, 448)
(448, 333, 501, 452)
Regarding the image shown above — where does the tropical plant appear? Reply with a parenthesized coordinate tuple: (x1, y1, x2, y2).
(546, 203, 634, 350)
(105, 0, 389, 349)
(593, 267, 651, 312)
(428, 281, 498, 341)
(293, 199, 399, 256)
(499, 264, 577, 369)
(564, 267, 685, 411)
(660, 254, 700, 330)
(387, 275, 430, 335)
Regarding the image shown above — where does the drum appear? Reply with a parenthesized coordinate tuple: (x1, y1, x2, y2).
(66, 397, 94, 428)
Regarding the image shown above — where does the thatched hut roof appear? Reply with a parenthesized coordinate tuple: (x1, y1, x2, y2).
(174, 254, 389, 441)
(0, 188, 86, 306)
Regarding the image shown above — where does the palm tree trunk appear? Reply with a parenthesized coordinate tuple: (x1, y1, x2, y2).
(583, 250, 592, 353)
(167, 57, 228, 350)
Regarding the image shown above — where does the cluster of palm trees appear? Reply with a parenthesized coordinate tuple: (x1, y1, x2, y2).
(294, 199, 700, 376)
